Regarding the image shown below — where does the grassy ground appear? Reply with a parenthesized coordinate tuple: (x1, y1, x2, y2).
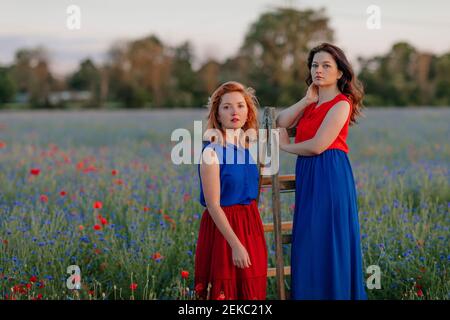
(0, 108, 448, 300)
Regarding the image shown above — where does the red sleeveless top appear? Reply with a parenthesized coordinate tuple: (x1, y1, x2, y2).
(294, 93, 352, 153)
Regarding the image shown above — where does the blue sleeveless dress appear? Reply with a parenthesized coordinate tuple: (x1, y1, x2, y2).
(195, 142, 268, 300)
(199, 142, 259, 206)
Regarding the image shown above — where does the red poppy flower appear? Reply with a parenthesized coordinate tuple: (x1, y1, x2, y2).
(93, 224, 101, 231)
(78, 225, 84, 231)
(93, 201, 103, 209)
(36, 293, 43, 300)
(181, 270, 189, 279)
(30, 276, 38, 283)
(417, 289, 424, 297)
(30, 168, 41, 176)
(100, 218, 108, 225)
(83, 165, 97, 174)
(40, 195, 48, 203)
(152, 252, 163, 261)
(0, 141, 6, 148)
(111, 169, 118, 176)
(130, 283, 138, 291)
(60, 190, 67, 197)
(164, 214, 175, 224)
(143, 207, 149, 212)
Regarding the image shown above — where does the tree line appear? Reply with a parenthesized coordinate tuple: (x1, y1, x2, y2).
(0, 7, 449, 109)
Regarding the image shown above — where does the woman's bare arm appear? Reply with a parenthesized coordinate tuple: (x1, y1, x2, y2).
(279, 101, 350, 156)
(200, 148, 251, 268)
(275, 97, 310, 128)
(275, 84, 319, 128)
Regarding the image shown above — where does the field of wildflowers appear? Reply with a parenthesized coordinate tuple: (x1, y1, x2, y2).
(0, 108, 448, 300)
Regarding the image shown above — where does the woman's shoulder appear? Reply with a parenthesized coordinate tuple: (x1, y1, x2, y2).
(336, 93, 352, 105)
(326, 96, 352, 122)
(324, 94, 351, 113)
(203, 140, 220, 147)
(202, 141, 224, 151)
(201, 142, 224, 165)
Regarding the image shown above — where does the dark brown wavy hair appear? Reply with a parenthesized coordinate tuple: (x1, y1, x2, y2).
(306, 43, 364, 125)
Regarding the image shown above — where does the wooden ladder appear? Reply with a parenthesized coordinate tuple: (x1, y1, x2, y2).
(258, 107, 296, 300)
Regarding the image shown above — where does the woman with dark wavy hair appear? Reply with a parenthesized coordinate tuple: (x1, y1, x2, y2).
(276, 43, 367, 300)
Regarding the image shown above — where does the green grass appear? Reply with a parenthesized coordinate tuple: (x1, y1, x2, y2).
(0, 108, 448, 300)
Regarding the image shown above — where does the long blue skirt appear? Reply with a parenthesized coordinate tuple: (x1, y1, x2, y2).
(291, 149, 367, 300)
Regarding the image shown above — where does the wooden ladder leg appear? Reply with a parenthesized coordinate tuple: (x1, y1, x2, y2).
(267, 107, 286, 300)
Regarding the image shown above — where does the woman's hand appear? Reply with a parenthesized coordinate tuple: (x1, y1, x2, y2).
(304, 83, 319, 105)
(278, 127, 290, 151)
(231, 243, 251, 269)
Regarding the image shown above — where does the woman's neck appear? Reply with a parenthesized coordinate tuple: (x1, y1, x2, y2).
(317, 85, 340, 105)
(224, 129, 243, 147)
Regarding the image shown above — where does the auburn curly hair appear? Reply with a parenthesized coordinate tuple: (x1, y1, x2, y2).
(205, 81, 259, 147)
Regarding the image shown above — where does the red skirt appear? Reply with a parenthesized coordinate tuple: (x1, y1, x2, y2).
(194, 200, 268, 300)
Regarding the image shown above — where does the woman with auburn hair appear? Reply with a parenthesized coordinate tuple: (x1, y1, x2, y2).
(276, 43, 367, 300)
(194, 81, 267, 300)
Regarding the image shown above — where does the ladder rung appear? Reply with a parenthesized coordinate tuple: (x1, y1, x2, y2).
(263, 221, 293, 232)
(267, 266, 291, 277)
(261, 175, 296, 191)
(261, 174, 295, 185)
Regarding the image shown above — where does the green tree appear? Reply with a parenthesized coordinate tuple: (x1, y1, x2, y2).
(10, 47, 54, 108)
(238, 7, 333, 106)
(68, 58, 101, 107)
(431, 53, 450, 105)
(0, 67, 16, 105)
(68, 59, 100, 90)
(107, 35, 172, 108)
(168, 42, 198, 107)
(358, 42, 450, 106)
(196, 59, 221, 104)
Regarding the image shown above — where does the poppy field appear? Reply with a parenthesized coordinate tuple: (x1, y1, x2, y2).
(0, 108, 448, 300)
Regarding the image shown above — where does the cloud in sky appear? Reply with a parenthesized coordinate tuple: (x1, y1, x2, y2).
(1, 0, 449, 75)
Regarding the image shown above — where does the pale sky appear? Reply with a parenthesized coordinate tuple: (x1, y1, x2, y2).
(1, 0, 449, 76)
